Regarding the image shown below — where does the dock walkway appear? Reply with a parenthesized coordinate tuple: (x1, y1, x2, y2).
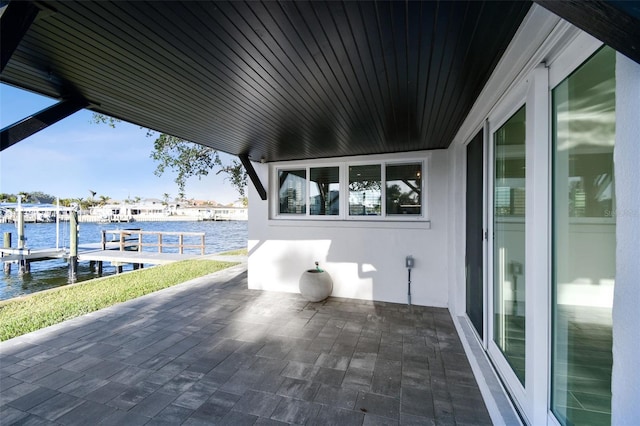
(0, 245, 202, 266)
(1, 229, 207, 271)
(77, 247, 200, 265)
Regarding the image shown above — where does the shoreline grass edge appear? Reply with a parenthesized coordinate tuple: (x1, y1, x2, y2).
(0, 258, 240, 341)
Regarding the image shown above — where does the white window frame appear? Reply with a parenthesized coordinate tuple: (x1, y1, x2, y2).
(546, 35, 608, 426)
(275, 167, 310, 217)
(308, 164, 342, 218)
(486, 93, 529, 416)
(270, 154, 428, 223)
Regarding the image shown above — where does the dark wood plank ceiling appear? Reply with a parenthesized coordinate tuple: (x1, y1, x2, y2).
(1, 1, 531, 162)
(534, 0, 640, 65)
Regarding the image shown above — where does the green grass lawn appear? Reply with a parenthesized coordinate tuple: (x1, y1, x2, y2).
(218, 248, 248, 256)
(0, 259, 237, 341)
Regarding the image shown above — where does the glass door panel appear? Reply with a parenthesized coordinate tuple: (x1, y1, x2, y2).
(552, 46, 615, 426)
(493, 106, 526, 386)
(466, 131, 484, 339)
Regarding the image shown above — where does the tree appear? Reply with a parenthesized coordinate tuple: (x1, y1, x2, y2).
(91, 114, 248, 200)
(98, 195, 111, 206)
(75, 197, 86, 210)
(29, 191, 56, 204)
(18, 191, 31, 203)
(87, 190, 97, 208)
(0, 193, 17, 203)
(215, 158, 248, 199)
(149, 133, 248, 199)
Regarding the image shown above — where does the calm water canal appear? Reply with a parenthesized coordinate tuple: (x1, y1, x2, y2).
(0, 220, 247, 300)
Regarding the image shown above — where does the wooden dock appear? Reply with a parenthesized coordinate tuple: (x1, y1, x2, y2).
(0, 247, 198, 265)
(1, 229, 207, 275)
(77, 247, 200, 265)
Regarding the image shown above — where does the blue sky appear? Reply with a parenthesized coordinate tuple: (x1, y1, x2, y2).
(0, 83, 241, 204)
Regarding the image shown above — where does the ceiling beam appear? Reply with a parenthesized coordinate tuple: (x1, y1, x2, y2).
(1, 1, 40, 73)
(1, 98, 89, 151)
(239, 154, 267, 201)
(534, 0, 640, 64)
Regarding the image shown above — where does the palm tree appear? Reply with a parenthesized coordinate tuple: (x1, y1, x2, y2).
(87, 190, 97, 208)
(75, 197, 85, 210)
(98, 195, 111, 206)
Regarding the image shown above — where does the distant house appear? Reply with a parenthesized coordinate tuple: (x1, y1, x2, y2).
(176, 205, 248, 221)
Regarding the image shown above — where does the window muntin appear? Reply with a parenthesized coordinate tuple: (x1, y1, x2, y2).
(278, 169, 306, 214)
(310, 167, 339, 216)
(349, 165, 381, 216)
(386, 163, 422, 215)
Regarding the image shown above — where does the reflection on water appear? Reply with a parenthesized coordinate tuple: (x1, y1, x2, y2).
(0, 220, 247, 300)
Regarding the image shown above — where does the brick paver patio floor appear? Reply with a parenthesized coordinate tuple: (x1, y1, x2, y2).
(0, 264, 491, 425)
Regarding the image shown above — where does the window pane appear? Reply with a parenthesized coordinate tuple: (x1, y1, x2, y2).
(349, 165, 381, 216)
(310, 167, 340, 215)
(278, 169, 306, 214)
(386, 163, 422, 215)
(493, 105, 526, 386)
(552, 47, 615, 426)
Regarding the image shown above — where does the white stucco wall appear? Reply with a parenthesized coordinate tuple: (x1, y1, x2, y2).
(248, 150, 451, 307)
(612, 53, 640, 425)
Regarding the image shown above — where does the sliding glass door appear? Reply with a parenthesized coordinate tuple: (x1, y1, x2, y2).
(466, 131, 484, 339)
(551, 46, 616, 426)
(492, 106, 526, 387)
(481, 40, 615, 425)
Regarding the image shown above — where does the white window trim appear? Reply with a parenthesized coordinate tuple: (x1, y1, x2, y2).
(270, 152, 430, 224)
(346, 160, 384, 219)
(273, 163, 344, 220)
(275, 167, 309, 217)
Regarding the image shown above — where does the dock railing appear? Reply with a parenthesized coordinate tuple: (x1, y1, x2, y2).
(101, 230, 206, 255)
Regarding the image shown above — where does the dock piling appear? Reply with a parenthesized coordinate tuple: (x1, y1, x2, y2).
(69, 209, 78, 282)
(17, 207, 29, 274)
(3, 232, 11, 274)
